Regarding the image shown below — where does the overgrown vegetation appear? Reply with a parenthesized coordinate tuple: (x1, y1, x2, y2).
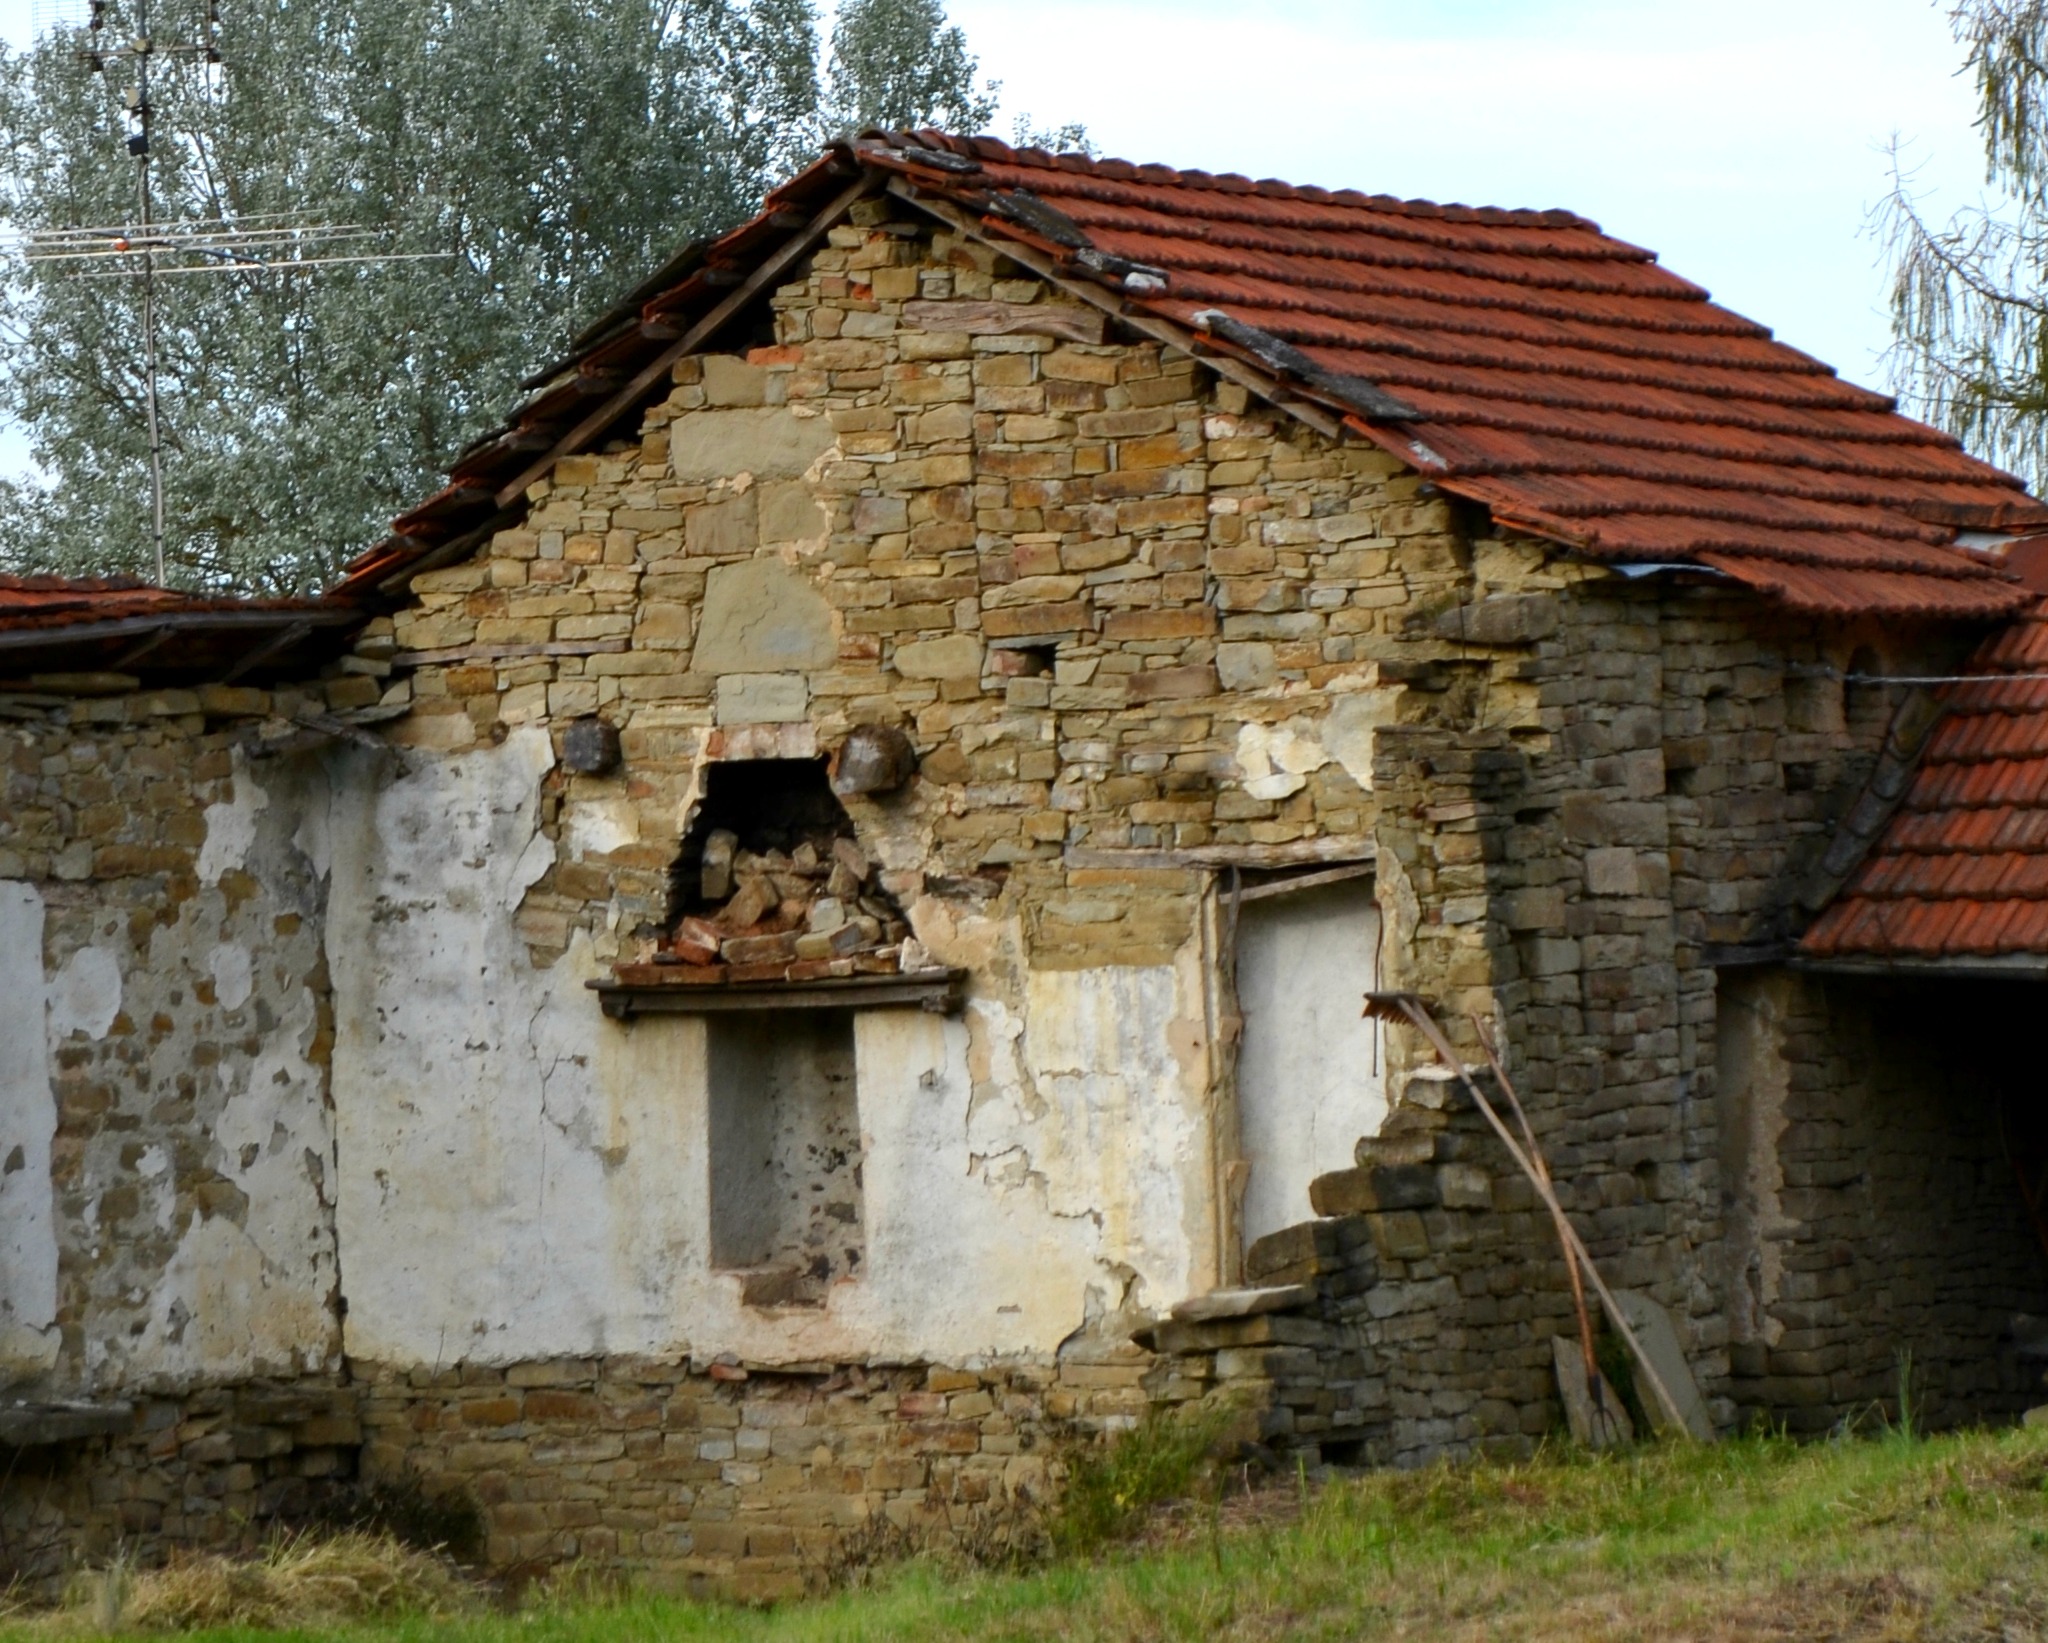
(1046, 1407, 1229, 1554)
(7, 1424, 2048, 1640)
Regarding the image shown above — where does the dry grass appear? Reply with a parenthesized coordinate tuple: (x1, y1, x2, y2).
(4, 1532, 472, 1636)
(5, 1427, 2048, 1640)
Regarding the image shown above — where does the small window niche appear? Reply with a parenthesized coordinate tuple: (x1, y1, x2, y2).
(707, 1008, 863, 1308)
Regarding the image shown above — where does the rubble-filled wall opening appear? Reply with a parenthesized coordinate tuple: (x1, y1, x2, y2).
(660, 758, 914, 978)
(1716, 968, 2048, 1429)
(707, 1010, 863, 1307)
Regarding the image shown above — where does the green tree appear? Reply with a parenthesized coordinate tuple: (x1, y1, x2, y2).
(1882, 1, 2048, 490)
(0, 0, 1004, 591)
(824, 0, 994, 135)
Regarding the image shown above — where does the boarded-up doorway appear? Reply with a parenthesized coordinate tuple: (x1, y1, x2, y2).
(1235, 874, 1386, 1246)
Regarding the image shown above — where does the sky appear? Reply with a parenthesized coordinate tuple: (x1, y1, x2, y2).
(0, 0, 2007, 478)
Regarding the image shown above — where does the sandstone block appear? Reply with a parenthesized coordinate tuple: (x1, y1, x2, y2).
(686, 493, 758, 557)
(894, 633, 984, 682)
(1216, 641, 1278, 690)
(670, 407, 835, 481)
(696, 562, 836, 674)
(702, 354, 769, 407)
(983, 601, 1089, 639)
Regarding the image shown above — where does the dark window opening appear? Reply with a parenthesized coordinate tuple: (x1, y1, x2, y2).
(708, 1010, 863, 1308)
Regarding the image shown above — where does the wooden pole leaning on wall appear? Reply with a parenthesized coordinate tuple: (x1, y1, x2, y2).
(1362, 990, 1694, 1440)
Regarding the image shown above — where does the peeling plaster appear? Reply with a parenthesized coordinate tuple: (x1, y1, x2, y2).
(46, 946, 121, 1041)
(207, 943, 254, 1012)
(1324, 689, 1400, 791)
(197, 769, 269, 885)
(328, 728, 686, 1365)
(27, 751, 340, 1394)
(326, 730, 1217, 1366)
(1018, 963, 1212, 1319)
(565, 799, 639, 861)
(1235, 720, 1331, 801)
(0, 882, 58, 1387)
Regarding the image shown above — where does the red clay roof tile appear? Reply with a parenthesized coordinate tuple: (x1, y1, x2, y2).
(337, 131, 2048, 617)
(1801, 601, 2048, 962)
(0, 574, 360, 681)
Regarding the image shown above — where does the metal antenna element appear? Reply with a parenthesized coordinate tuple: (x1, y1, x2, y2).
(21, 218, 444, 276)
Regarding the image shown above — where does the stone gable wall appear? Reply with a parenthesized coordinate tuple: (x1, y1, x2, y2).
(363, 198, 1466, 981)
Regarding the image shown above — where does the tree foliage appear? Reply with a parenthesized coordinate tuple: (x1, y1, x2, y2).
(0, 0, 1006, 591)
(1881, 1, 2048, 489)
(824, 0, 993, 135)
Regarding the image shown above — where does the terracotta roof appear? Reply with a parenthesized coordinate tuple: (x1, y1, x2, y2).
(0, 574, 362, 683)
(341, 131, 2046, 619)
(1801, 544, 2048, 962)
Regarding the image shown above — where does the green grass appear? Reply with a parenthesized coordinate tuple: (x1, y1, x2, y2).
(14, 1425, 2048, 1641)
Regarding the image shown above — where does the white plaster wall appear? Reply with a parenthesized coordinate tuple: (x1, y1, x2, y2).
(327, 732, 1221, 1366)
(327, 728, 696, 1366)
(0, 882, 58, 1386)
(1236, 879, 1385, 1243)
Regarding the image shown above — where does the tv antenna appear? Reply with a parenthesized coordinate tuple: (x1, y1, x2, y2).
(62, 0, 219, 585)
(17, 1, 441, 586)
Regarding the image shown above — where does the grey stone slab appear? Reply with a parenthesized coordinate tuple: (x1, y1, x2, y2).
(669, 406, 835, 482)
(0, 1399, 133, 1447)
(1170, 1284, 1316, 1324)
(715, 673, 808, 726)
(1611, 1290, 1715, 1441)
(696, 560, 836, 675)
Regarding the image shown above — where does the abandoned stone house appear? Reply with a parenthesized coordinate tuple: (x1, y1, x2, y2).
(5, 129, 2048, 1593)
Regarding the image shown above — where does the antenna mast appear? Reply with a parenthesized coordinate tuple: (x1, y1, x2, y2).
(76, 0, 219, 586)
(134, 0, 165, 585)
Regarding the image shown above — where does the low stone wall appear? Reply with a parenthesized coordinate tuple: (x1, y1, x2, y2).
(0, 1381, 360, 1592)
(1147, 1067, 1575, 1466)
(355, 1348, 1151, 1600)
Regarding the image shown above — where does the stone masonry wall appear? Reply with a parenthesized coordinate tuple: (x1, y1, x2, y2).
(355, 1349, 1150, 1600)
(0, 1380, 360, 1592)
(1363, 566, 1993, 1442)
(1719, 969, 2048, 1431)
(1146, 1066, 1566, 1467)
